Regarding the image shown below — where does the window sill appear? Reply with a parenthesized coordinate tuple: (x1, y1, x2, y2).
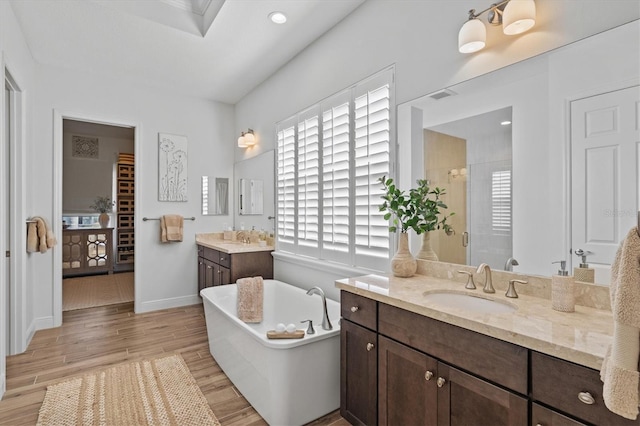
(272, 251, 384, 278)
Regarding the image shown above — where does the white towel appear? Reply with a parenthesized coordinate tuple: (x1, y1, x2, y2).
(236, 276, 264, 323)
(600, 226, 640, 419)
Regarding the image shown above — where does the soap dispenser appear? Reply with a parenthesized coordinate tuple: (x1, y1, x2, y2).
(551, 260, 575, 313)
(573, 249, 595, 283)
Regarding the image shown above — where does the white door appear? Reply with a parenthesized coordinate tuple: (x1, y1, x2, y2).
(571, 85, 640, 270)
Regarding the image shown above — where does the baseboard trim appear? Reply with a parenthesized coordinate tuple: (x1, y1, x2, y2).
(33, 316, 53, 332)
(137, 295, 202, 314)
(0, 372, 5, 400)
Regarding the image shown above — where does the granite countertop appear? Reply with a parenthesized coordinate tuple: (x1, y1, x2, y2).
(336, 273, 613, 371)
(195, 233, 274, 254)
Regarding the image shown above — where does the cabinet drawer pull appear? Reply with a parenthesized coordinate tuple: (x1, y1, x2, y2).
(366, 342, 375, 352)
(350, 306, 359, 313)
(436, 377, 446, 388)
(424, 371, 433, 381)
(578, 391, 595, 405)
(206, 265, 212, 269)
(220, 257, 226, 261)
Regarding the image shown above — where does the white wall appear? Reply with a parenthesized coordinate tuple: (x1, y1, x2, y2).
(63, 131, 134, 213)
(31, 63, 236, 327)
(234, 1, 640, 298)
(0, 0, 37, 398)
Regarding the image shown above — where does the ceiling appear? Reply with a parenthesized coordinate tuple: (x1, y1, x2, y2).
(10, 0, 365, 104)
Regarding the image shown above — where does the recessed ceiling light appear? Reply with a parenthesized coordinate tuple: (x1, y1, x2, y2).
(500, 120, 512, 126)
(269, 12, 287, 24)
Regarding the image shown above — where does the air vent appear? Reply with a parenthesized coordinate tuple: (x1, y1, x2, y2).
(427, 88, 457, 100)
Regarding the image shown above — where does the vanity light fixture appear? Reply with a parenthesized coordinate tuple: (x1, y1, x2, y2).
(237, 129, 257, 149)
(458, 0, 536, 54)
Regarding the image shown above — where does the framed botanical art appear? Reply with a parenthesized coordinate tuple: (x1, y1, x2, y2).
(158, 133, 188, 202)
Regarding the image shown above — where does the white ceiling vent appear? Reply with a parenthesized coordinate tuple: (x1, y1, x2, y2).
(427, 88, 457, 100)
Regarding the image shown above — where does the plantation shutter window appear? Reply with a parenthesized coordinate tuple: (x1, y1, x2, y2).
(354, 81, 391, 269)
(492, 170, 512, 234)
(321, 92, 351, 262)
(275, 67, 394, 271)
(276, 122, 296, 253)
(296, 111, 320, 256)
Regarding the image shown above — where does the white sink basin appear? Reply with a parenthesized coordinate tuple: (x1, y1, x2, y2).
(423, 291, 517, 314)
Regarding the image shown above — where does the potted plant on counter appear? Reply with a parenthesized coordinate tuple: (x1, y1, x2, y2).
(410, 179, 454, 261)
(379, 176, 421, 277)
(91, 196, 114, 228)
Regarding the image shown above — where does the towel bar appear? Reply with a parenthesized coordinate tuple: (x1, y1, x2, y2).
(26, 220, 37, 224)
(142, 217, 195, 222)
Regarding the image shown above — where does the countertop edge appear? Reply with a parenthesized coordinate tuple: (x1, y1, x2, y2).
(196, 238, 274, 254)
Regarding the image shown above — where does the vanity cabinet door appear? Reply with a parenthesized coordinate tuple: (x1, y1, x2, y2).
(203, 259, 215, 288)
(197, 256, 206, 294)
(341, 320, 378, 426)
(378, 336, 437, 426)
(437, 363, 528, 426)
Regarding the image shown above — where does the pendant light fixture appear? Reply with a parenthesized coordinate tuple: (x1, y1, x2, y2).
(458, 0, 536, 54)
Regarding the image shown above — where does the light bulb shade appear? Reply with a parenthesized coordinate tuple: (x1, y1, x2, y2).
(244, 131, 256, 146)
(502, 0, 536, 35)
(237, 134, 247, 148)
(458, 18, 486, 53)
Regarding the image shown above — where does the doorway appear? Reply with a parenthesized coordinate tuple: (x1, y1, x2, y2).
(55, 116, 137, 318)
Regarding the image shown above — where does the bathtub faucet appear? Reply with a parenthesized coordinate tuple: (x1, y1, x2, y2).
(306, 287, 333, 330)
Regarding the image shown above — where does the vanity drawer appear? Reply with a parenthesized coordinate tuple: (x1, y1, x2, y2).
(341, 291, 377, 331)
(201, 247, 219, 263)
(378, 303, 528, 395)
(217, 251, 231, 268)
(532, 403, 586, 426)
(531, 351, 639, 425)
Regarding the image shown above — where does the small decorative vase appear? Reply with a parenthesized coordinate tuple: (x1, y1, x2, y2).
(391, 232, 417, 278)
(98, 213, 110, 228)
(416, 231, 438, 261)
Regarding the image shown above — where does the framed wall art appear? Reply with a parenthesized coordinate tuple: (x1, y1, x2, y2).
(158, 133, 188, 202)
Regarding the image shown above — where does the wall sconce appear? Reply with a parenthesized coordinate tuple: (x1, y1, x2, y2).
(448, 167, 468, 183)
(237, 129, 257, 148)
(458, 0, 536, 54)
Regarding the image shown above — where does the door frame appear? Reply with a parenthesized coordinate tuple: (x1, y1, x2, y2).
(53, 110, 140, 326)
(2, 58, 28, 357)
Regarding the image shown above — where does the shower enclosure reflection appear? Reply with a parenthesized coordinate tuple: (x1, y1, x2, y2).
(202, 176, 229, 216)
(425, 107, 513, 270)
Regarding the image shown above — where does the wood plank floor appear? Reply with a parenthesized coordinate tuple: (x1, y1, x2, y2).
(0, 302, 348, 426)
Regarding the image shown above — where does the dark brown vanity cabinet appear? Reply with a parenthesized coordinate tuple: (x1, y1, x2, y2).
(197, 244, 273, 293)
(341, 291, 528, 426)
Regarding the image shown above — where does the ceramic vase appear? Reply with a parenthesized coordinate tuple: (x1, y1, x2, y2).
(98, 213, 110, 228)
(391, 232, 417, 278)
(416, 231, 438, 261)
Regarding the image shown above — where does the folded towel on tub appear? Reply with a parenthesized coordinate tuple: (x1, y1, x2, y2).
(237, 276, 264, 323)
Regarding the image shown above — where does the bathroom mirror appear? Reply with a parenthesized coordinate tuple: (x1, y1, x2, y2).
(398, 22, 639, 285)
(201, 176, 229, 215)
(239, 178, 264, 215)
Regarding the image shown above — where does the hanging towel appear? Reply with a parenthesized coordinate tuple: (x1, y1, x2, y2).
(28, 216, 57, 253)
(237, 276, 264, 323)
(600, 226, 640, 420)
(160, 215, 184, 243)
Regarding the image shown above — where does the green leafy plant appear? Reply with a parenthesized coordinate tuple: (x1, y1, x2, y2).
(410, 179, 454, 235)
(378, 176, 453, 234)
(90, 196, 114, 213)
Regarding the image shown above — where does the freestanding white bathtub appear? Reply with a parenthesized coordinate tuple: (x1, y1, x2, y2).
(200, 280, 341, 426)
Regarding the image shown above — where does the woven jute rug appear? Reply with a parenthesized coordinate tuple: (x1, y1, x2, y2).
(63, 272, 134, 311)
(36, 354, 220, 426)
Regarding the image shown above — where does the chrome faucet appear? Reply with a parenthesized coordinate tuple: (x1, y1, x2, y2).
(476, 263, 495, 293)
(306, 287, 333, 330)
(504, 257, 519, 271)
